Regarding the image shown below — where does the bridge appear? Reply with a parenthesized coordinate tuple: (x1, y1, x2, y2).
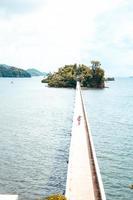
(65, 82, 106, 200)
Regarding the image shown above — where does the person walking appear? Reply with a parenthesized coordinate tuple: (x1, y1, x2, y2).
(77, 115, 81, 125)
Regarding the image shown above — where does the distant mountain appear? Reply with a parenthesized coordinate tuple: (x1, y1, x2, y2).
(0, 64, 31, 77)
(27, 68, 47, 76)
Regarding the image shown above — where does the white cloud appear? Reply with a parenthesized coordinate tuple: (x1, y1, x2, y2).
(80, 0, 133, 76)
(0, 0, 132, 76)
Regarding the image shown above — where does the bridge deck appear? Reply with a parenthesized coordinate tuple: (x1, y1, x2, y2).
(65, 82, 106, 200)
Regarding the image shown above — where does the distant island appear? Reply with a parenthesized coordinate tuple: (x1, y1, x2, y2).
(0, 64, 31, 78)
(105, 77, 115, 81)
(27, 68, 47, 77)
(42, 61, 105, 88)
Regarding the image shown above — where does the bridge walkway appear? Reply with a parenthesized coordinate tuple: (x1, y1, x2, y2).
(65, 82, 106, 200)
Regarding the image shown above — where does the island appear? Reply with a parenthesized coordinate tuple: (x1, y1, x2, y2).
(105, 77, 115, 81)
(42, 61, 105, 88)
(0, 64, 31, 77)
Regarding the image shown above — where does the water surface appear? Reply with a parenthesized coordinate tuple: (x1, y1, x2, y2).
(83, 78, 133, 200)
(0, 77, 74, 199)
(0, 77, 133, 200)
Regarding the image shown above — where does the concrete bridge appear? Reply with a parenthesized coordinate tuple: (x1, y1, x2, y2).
(65, 82, 106, 200)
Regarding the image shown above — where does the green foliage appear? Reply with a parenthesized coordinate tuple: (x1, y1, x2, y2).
(91, 60, 101, 68)
(41, 194, 67, 200)
(42, 62, 105, 88)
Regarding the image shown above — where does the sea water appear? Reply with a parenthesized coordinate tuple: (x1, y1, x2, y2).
(83, 78, 133, 200)
(0, 77, 74, 199)
(0, 77, 132, 200)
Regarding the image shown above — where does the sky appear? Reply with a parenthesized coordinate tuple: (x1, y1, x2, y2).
(0, 0, 133, 76)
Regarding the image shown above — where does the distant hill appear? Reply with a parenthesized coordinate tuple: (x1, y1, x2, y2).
(27, 68, 47, 76)
(0, 64, 31, 78)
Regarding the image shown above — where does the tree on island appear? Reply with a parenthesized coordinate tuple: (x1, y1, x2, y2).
(42, 61, 105, 88)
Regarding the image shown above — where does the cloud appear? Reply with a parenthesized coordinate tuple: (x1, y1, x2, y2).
(0, 0, 96, 69)
(0, 0, 132, 76)
(81, 0, 133, 76)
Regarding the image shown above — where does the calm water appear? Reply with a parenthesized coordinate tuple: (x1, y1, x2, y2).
(83, 78, 133, 200)
(0, 77, 133, 200)
(0, 77, 74, 200)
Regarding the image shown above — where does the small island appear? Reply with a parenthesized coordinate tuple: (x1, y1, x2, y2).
(0, 64, 31, 78)
(42, 61, 105, 88)
(105, 77, 115, 81)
